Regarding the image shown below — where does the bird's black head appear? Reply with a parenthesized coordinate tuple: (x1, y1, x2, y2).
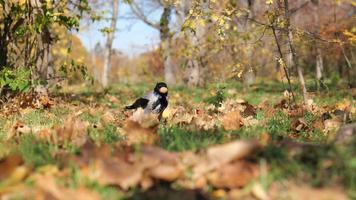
(154, 82, 168, 96)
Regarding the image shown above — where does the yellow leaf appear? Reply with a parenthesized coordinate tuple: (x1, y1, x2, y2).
(266, 0, 273, 5)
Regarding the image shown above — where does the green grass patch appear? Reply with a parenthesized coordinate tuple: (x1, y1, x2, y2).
(80, 112, 102, 124)
(22, 109, 61, 127)
(18, 134, 55, 167)
(204, 86, 226, 107)
(229, 125, 265, 140)
(88, 124, 123, 145)
(158, 126, 225, 152)
(267, 111, 291, 139)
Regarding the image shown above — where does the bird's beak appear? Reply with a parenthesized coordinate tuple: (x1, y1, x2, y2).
(159, 87, 168, 94)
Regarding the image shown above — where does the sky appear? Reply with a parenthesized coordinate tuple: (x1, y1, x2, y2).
(77, 2, 162, 57)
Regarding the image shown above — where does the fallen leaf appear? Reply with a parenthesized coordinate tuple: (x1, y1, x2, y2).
(208, 161, 259, 188)
(252, 183, 269, 200)
(54, 118, 89, 146)
(0, 155, 23, 181)
(221, 110, 242, 131)
(94, 157, 143, 190)
(123, 120, 159, 145)
(193, 140, 260, 178)
(273, 183, 348, 200)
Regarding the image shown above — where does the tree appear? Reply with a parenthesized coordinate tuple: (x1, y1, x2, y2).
(282, 0, 308, 103)
(0, 0, 90, 93)
(128, 0, 176, 85)
(102, 0, 119, 88)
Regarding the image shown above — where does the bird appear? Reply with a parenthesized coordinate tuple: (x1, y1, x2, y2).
(125, 82, 168, 118)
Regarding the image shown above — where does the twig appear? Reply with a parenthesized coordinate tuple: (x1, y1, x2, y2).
(271, 25, 296, 104)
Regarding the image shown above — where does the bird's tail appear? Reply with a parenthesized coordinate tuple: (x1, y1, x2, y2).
(125, 104, 136, 110)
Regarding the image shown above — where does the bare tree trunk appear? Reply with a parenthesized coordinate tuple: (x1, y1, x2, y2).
(159, 6, 176, 86)
(162, 40, 175, 85)
(283, 0, 308, 103)
(312, 1, 324, 91)
(175, 0, 203, 87)
(243, 0, 256, 90)
(102, 0, 119, 88)
(185, 2, 207, 87)
(315, 46, 324, 90)
(129, 1, 176, 85)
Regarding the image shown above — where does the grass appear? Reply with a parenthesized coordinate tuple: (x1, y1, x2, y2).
(18, 134, 55, 167)
(267, 111, 291, 140)
(158, 126, 225, 152)
(230, 125, 265, 139)
(0, 79, 354, 198)
(88, 123, 123, 145)
(21, 109, 62, 127)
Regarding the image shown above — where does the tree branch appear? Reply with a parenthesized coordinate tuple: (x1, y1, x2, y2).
(129, 1, 160, 29)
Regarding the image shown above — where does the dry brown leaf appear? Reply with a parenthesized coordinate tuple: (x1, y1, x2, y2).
(221, 110, 242, 131)
(277, 184, 348, 200)
(207, 161, 259, 189)
(324, 119, 343, 133)
(10, 121, 32, 139)
(140, 176, 154, 190)
(0, 155, 23, 181)
(54, 118, 89, 146)
(123, 120, 159, 145)
(252, 183, 269, 200)
(101, 111, 116, 124)
(149, 164, 182, 181)
(241, 102, 256, 118)
(123, 108, 160, 145)
(193, 140, 260, 179)
(241, 116, 259, 127)
(0, 166, 29, 188)
(94, 157, 143, 190)
(37, 95, 54, 109)
(140, 146, 182, 181)
(106, 94, 120, 103)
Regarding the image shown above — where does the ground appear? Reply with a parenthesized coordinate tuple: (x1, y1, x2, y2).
(0, 79, 355, 200)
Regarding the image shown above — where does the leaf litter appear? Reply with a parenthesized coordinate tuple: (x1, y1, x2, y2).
(0, 89, 354, 199)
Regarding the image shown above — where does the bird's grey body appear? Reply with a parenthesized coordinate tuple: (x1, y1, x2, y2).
(143, 91, 163, 114)
(125, 82, 169, 117)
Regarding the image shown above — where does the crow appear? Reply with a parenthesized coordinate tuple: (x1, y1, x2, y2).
(125, 82, 168, 118)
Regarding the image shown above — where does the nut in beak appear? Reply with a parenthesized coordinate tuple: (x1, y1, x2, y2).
(159, 87, 168, 93)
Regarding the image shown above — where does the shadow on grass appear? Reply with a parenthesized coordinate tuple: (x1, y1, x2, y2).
(127, 184, 208, 200)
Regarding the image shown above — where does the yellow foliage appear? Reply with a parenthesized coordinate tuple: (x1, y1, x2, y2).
(266, 0, 273, 5)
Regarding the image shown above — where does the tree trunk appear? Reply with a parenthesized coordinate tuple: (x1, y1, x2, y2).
(283, 0, 308, 103)
(315, 46, 324, 90)
(159, 6, 175, 86)
(243, 0, 256, 89)
(0, 14, 12, 69)
(102, 0, 119, 88)
(185, 2, 207, 87)
(162, 40, 175, 85)
(312, 1, 324, 91)
(175, 0, 203, 87)
(186, 59, 201, 87)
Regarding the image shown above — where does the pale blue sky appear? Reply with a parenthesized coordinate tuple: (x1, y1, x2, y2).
(77, 2, 162, 57)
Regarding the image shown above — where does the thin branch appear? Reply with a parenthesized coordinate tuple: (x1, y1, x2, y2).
(290, 0, 310, 15)
(271, 25, 296, 103)
(129, 1, 160, 29)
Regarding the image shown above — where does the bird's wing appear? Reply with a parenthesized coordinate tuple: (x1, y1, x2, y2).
(125, 98, 149, 110)
(143, 91, 155, 100)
